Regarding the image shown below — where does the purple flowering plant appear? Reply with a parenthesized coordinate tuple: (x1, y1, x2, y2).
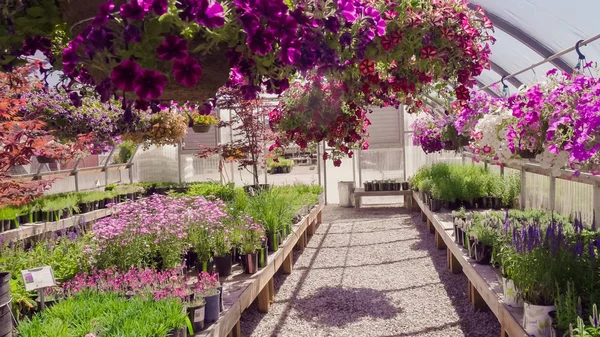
(1, 0, 493, 118)
(496, 211, 600, 306)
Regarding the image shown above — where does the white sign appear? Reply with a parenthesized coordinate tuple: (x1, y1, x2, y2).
(21, 266, 56, 291)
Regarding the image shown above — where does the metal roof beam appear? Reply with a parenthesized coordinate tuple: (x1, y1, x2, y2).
(468, 4, 573, 74)
(490, 61, 523, 88)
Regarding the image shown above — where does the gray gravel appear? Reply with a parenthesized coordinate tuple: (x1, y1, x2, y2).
(240, 206, 500, 337)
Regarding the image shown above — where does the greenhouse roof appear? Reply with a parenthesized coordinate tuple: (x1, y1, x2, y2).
(472, 0, 600, 95)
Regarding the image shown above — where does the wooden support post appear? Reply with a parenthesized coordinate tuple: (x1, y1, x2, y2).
(294, 234, 305, 251)
(257, 284, 270, 313)
(303, 230, 308, 247)
(317, 210, 322, 224)
(447, 249, 462, 274)
(228, 321, 242, 337)
(500, 326, 509, 337)
(427, 219, 435, 234)
(549, 176, 556, 212)
(307, 221, 315, 236)
(268, 278, 275, 302)
(520, 167, 526, 210)
(282, 253, 293, 274)
(421, 210, 427, 223)
(468, 280, 488, 311)
(435, 230, 446, 250)
(594, 182, 600, 230)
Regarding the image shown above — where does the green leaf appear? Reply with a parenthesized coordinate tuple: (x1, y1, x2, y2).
(26, 6, 45, 18)
(145, 20, 163, 37)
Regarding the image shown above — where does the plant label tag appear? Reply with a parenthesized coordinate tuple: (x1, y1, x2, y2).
(21, 266, 56, 291)
(194, 307, 205, 322)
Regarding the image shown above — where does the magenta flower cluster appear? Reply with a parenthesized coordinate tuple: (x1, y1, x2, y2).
(63, 266, 217, 302)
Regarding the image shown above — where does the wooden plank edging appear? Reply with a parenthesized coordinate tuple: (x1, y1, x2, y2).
(412, 191, 528, 337)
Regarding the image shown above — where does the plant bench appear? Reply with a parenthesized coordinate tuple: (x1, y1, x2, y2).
(353, 188, 413, 209)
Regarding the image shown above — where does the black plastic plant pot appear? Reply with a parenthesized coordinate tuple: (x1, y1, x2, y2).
(267, 232, 279, 252)
(430, 199, 442, 212)
(204, 292, 220, 323)
(230, 247, 239, 265)
(217, 286, 223, 312)
(468, 238, 476, 259)
(402, 182, 410, 190)
(213, 254, 232, 277)
(455, 227, 464, 246)
(0, 272, 10, 306)
(36, 155, 53, 164)
(364, 182, 371, 191)
(188, 305, 205, 332)
(0, 305, 12, 337)
(241, 252, 259, 274)
(492, 197, 503, 210)
(474, 242, 492, 265)
(187, 304, 205, 333)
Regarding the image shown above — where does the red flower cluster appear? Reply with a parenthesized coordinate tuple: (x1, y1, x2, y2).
(270, 78, 370, 165)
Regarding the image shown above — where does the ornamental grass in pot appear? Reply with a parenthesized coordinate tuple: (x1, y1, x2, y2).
(188, 226, 213, 274)
(211, 228, 232, 278)
(472, 222, 497, 265)
(239, 222, 265, 274)
(247, 189, 294, 253)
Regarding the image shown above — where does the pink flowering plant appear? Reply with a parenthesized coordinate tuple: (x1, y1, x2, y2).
(239, 220, 266, 255)
(411, 113, 446, 154)
(90, 194, 230, 270)
(63, 266, 216, 303)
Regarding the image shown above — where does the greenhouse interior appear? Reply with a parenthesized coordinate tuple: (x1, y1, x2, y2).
(1, 0, 600, 337)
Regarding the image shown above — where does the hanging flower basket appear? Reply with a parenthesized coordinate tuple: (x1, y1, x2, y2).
(192, 124, 212, 133)
(517, 148, 541, 159)
(59, 0, 231, 104)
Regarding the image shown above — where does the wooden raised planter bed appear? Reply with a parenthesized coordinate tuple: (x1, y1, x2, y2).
(196, 202, 324, 337)
(412, 191, 528, 337)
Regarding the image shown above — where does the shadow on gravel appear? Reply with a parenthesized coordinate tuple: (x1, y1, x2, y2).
(293, 286, 401, 327)
(410, 213, 501, 337)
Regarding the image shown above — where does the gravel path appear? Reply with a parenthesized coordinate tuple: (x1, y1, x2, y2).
(240, 206, 500, 337)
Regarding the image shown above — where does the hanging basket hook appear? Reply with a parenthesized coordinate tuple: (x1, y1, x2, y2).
(501, 76, 508, 88)
(576, 39, 586, 60)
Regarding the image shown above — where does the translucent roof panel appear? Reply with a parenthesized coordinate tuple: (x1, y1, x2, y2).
(471, 0, 600, 73)
(484, 29, 558, 88)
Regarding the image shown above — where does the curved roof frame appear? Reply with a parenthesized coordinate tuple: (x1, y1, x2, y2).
(468, 4, 574, 88)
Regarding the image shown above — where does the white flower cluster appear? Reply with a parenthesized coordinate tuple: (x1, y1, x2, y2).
(472, 103, 514, 162)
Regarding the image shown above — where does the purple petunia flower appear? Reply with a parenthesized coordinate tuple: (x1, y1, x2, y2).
(134, 69, 167, 100)
(120, 0, 147, 20)
(94, 0, 114, 26)
(96, 79, 112, 102)
(338, 0, 357, 23)
(111, 59, 141, 92)
(247, 28, 273, 56)
(69, 92, 82, 107)
(134, 99, 150, 111)
(324, 17, 340, 34)
(23, 36, 52, 56)
(279, 39, 301, 65)
(268, 14, 297, 39)
(149, 0, 168, 15)
(173, 57, 203, 87)
(124, 25, 142, 43)
(85, 26, 115, 51)
(196, 0, 225, 28)
(156, 35, 188, 61)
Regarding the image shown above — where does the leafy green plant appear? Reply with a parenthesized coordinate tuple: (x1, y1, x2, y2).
(556, 282, 580, 332)
(114, 141, 136, 164)
(246, 189, 295, 234)
(184, 182, 237, 201)
(17, 291, 186, 337)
